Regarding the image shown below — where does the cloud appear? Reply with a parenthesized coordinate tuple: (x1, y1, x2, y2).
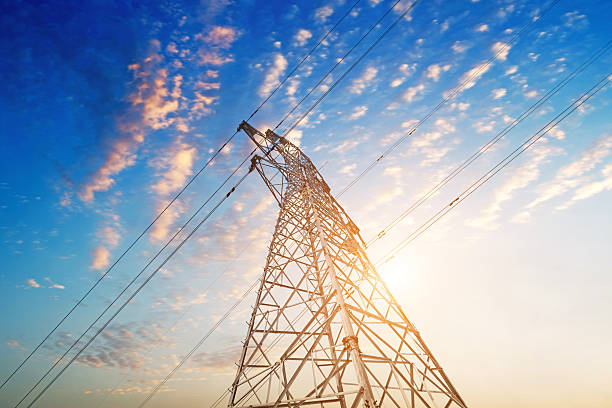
(200, 26, 237, 48)
(339, 163, 357, 175)
(492, 88, 507, 99)
(467, 142, 562, 230)
(314, 5, 333, 23)
(349, 105, 368, 120)
(79, 49, 182, 203)
(258, 53, 288, 98)
(196, 26, 238, 66)
(402, 83, 425, 102)
(491, 42, 511, 61)
(505, 65, 518, 75)
(148, 138, 197, 241)
(475, 24, 489, 32)
(26, 279, 40, 288)
(562, 11, 588, 30)
(191, 345, 242, 370)
(91, 246, 111, 270)
(451, 41, 469, 53)
(425, 64, 451, 82)
(350, 67, 378, 94)
(79, 138, 138, 202)
(389, 63, 416, 88)
(525, 90, 538, 98)
(44, 278, 65, 290)
(527, 134, 612, 210)
(151, 139, 197, 196)
(294, 29, 312, 46)
(76, 322, 168, 371)
(455, 63, 491, 93)
(198, 51, 234, 66)
(568, 163, 612, 203)
(6, 340, 21, 348)
(191, 92, 218, 119)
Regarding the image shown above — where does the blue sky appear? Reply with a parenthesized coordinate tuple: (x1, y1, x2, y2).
(1, 0, 611, 407)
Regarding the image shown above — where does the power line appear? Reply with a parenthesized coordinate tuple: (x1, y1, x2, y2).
(21, 165, 256, 408)
(365, 40, 612, 248)
(93, 237, 258, 408)
(136, 279, 260, 408)
(0, 0, 363, 394)
(337, 0, 562, 198)
(14, 153, 256, 408)
(376, 72, 611, 266)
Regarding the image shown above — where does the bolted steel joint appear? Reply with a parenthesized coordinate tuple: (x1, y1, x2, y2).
(342, 335, 360, 352)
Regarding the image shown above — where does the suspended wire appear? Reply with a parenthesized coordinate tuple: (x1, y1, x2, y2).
(375, 73, 611, 266)
(337, 0, 562, 197)
(143, 265, 318, 408)
(94, 238, 258, 408)
(130, 5, 430, 402)
(136, 279, 260, 408)
(14, 152, 256, 408)
(21, 165, 257, 408)
(365, 40, 612, 247)
(0, 1, 361, 394)
(0, 132, 238, 392)
(21, 0, 534, 403)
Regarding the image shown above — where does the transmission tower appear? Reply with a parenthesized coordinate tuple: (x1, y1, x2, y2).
(228, 122, 466, 408)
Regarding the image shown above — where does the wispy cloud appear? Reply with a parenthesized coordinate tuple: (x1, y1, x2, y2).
(349, 105, 368, 120)
(149, 138, 197, 241)
(350, 67, 378, 94)
(314, 5, 333, 22)
(491, 42, 511, 61)
(258, 53, 288, 98)
(26, 278, 40, 288)
(402, 83, 425, 102)
(526, 134, 612, 211)
(467, 141, 562, 230)
(425, 64, 451, 82)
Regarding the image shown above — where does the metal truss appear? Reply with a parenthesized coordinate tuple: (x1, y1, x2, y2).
(228, 121, 467, 408)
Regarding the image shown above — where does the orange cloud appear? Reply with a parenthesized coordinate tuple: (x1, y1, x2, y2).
(91, 245, 111, 270)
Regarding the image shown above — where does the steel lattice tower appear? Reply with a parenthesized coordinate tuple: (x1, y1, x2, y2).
(228, 122, 466, 408)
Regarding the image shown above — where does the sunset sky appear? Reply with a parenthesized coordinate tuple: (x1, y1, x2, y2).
(1, 0, 611, 407)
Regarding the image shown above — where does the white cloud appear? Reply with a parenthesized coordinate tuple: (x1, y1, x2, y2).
(151, 139, 197, 196)
(505, 65, 518, 75)
(314, 5, 333, 22)
(491, 41, 511, 61)
(294, 29, 312, 46)
(26, 279, 40, 288)
(458, 63, 491, 91)
(467, 142, 561, 230)
(569, 163, 612, 203)
(492, 88, 507, 99)
(258, 53, 288, 98)
(402, 83, 425, 102)
(350, 67, 378, 94)
(349, 105, 368, 120)
(339, 163, 357, 175)
(91, 246, 111, 270)
(451, 41, 469, 53)
(474, 120, 495, 133)
(475, 24, 489, 32)
(527, 134, 612, 211)
(525, 90, 538, 98)
(425, 64, 451, 82)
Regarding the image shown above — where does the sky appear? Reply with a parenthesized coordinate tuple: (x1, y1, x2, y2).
(1, 0, 611, 407)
